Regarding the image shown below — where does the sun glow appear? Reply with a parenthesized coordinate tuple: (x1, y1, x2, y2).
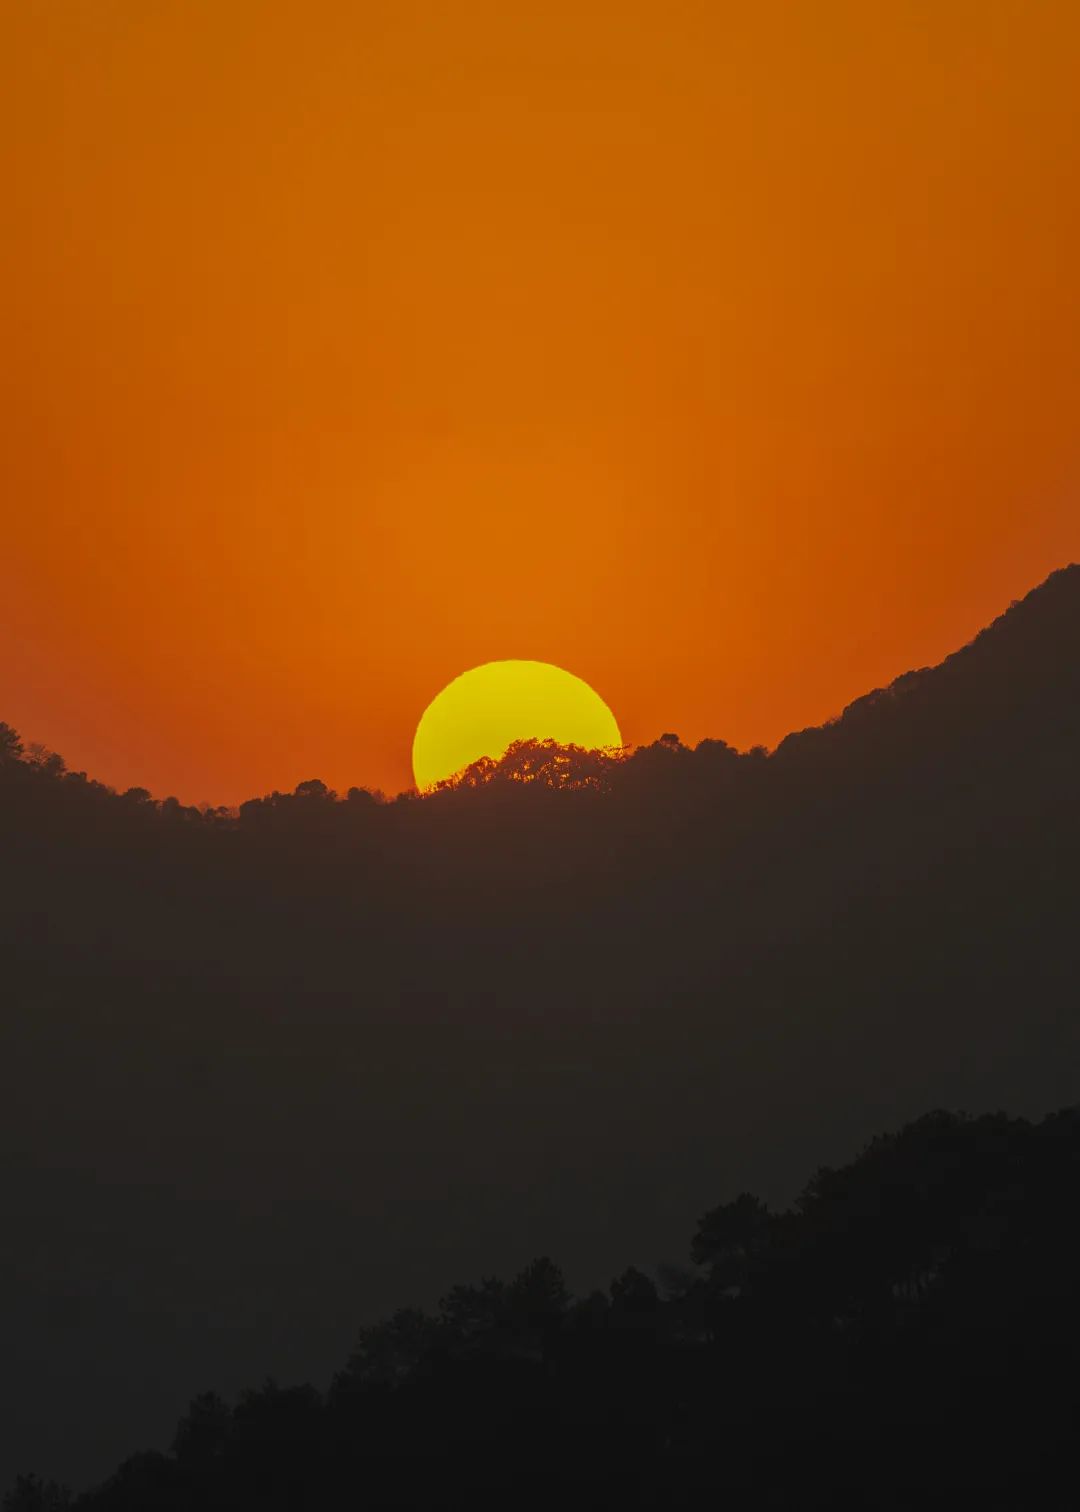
(412, 661, 622, 792)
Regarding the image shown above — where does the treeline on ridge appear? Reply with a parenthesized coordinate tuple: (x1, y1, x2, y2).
(1, 565, 1076, 1004)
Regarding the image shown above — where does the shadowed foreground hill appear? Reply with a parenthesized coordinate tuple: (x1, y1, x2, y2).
(0, 566, 1077, 1489)
(7, 1108, 1080, 1509)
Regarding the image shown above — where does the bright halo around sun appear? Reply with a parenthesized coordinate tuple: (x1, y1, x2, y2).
(412, 660, 622, 792)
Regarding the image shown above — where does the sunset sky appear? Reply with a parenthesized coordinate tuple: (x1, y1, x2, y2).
(2, 0, 1078, 803)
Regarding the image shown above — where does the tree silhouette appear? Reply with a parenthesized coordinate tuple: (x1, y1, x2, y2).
(338, 1308, 446, 1387)
(0, 722, 23, 767)
(172, 1391, 231, 1472)
(505, 1255, 571, 1330)
(435, 737, 623, 792)
(10, 1106, 1080, 1506)
(438, 1276, 507, 1337)
(2, 1477, 70, 1512)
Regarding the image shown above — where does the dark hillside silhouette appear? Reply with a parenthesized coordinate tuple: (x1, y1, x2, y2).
(7, 1108, 1080, 1508)
(0, 565, 1078, 1490)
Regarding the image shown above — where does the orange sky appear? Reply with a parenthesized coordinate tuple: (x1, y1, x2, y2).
(2, 1, 1078, 803)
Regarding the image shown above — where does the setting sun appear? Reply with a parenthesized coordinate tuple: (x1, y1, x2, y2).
(412, 661, 622, 792)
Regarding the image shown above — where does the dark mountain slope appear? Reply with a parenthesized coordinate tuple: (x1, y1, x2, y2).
(0, 566, 1077, 1490)
(15, 1106, 1080, 1510)
(778, 562, 1080, 772)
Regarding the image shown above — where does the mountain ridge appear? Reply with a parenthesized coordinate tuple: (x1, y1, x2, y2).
(0, 566, 1077, 1492)
(774, 561, 1080, 766)
(3, 564, 1078, 808)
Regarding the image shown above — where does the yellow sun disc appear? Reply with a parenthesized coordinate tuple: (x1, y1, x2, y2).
(412, 660, 622, 792)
